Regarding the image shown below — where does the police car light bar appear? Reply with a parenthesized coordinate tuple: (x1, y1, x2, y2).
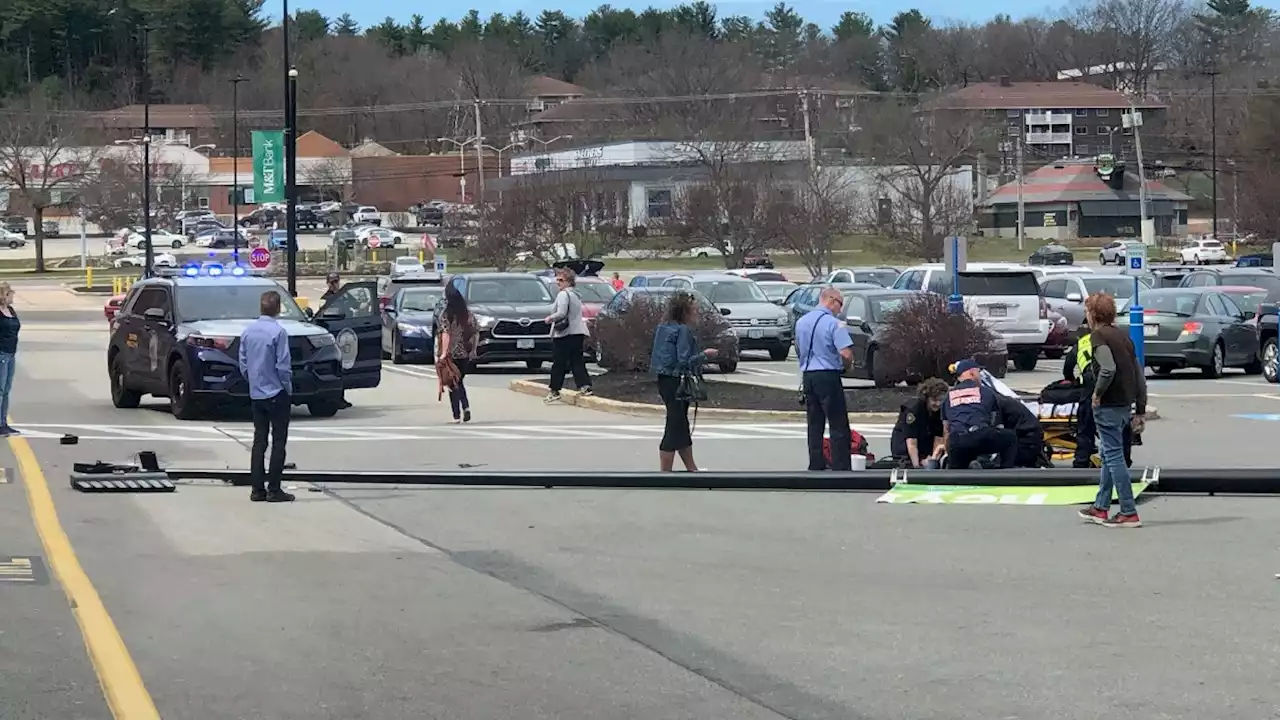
(154, 263, 250, 278)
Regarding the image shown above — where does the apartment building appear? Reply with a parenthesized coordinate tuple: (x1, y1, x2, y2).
(91, 104, 217, 147)
(934, 78, 1166, 163)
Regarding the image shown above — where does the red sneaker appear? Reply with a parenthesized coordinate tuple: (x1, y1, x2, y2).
(1102, 513, 1142, 528)
(1077, 506, 1109, 524)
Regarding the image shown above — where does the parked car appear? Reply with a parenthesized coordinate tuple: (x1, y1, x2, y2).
(390, 256, 426, 277)
(1178, 268, 1280, 291)
(2, 215, 28, 235)
(41, 220, 60, 237)
(756, 280, 800, 304)
(893, 263, 1051, 371)
(1118, 287, 1261, 377)
(1043, 308, 1070, 360)
(1236, 253, 1273, 268)
(823, 267, 901, 287)
(195, 228, 252, 249)
(1180, 238, 1229, 265)
(1028, 243, 1074, 266)
(441, 272, 562, 369)
(841, 289, 926, 386)
(1028, 266, 1093, 281)
(376, 271, 447, 313)
(353, 206, 382, 225)
(331, 228, 359, 249)
(358, 227, 406, 248)
(1098, 240, 1129, 266)
(660, 272, 792, 360)
(1, 230, 26, 249)
(627, 272, 676, 287)
(1143, 265, 1200, 288)
(125, 229, 186, 249)
(380, 284, 447, 364)
(104, 294, 126, 322)
(114, 253, 177, 268)
(596, 286, 740, 373)
(725, 269, 789, 282)
(782, 282, 882, 333)
(740, 252, 774, 269)
(1040, 274, 1152, 337)
(533, 259, 616, 320)
(1252, 287, 1280, 382)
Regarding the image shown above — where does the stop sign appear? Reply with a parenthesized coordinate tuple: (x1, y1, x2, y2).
(249, 246, 271, 269)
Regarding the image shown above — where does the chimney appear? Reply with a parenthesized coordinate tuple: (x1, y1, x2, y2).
(999, 75, 1012, 87)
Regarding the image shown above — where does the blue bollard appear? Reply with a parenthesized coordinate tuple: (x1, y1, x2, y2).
(947, 293, 964, 314)
(1128, 304, 1145, 366)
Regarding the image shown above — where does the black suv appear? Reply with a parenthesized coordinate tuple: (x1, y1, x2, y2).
(107, 272, 383, 419)
(441, 273, 558, 369)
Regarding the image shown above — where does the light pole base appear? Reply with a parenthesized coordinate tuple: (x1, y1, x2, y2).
(947, 294, 964, 315)
(1129, 305, 1145, 366)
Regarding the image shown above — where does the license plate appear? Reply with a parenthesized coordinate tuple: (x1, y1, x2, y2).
(516, 338, 535, 349)
(1143, 324, 1158, 337)
(989, 306, 1007, 317)
(748, 329, 763, 339)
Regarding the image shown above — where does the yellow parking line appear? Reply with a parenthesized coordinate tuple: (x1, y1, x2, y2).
(10, 434, 160, 719)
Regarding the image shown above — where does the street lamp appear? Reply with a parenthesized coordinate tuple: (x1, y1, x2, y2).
(140, 26, 154, 277)
(480, 142, 523, 178)
(231, 74, 248, 265)
(438, 136, 483, 202)
(525, 134, 574, 152)
(285, 66, 298, 295)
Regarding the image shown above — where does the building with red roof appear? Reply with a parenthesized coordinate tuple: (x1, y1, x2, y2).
(978, 159, 1191, 241)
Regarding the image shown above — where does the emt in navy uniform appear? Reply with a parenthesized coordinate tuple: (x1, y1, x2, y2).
(237, 290, 296, 503)
(795, 286, 855, 471)
(942, 358, 1017, 469)
(889, 378, 948, 468)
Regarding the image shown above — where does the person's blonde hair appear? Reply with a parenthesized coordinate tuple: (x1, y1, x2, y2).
(554, 267, 577, 287)
(0, 282, 12, 306)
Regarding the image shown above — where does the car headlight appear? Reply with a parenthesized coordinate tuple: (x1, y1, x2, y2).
(775, 316, 789, 326)
(307, 334, 336, 348)
(474, 314, 497, 329)
(398, 322, 426, 334)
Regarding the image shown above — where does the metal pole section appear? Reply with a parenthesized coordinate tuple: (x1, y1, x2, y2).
(1015, 137, 1024, 252)
(141, 27, 154, 278)
(473, 100, 485, 202)
(232, 74, 245, 265)
(285, 67, 298, 296)
(1210, 70, 1218, 238)
(79, 210, 86, 269)
(801, 90, 815, 172)
(1128, 102, 1149, 242)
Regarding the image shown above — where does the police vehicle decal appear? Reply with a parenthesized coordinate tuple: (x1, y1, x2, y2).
(337, 328, 358, 369)
(149, 333, 160, 372)
(948, 387, 981, 405)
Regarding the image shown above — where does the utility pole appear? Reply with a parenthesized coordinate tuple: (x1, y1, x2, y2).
(1208, 69, 1219, 238)
(473, 100, 485, 202)
(231, 74, 247, 265)
(285, 66, 298, 295)
(801, 91, 815, 171)
(1124, 103, 1150, 245)
(1015, 137, 1025, 251)
(141, 26, 154, 277)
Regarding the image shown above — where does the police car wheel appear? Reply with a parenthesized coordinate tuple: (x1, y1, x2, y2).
(168, 361, 203, 420)
(1262, 339, 1278, 383)
(391, 334, 407, 364)
(110, 357, 142, 409)
(308, 399, 340, 417)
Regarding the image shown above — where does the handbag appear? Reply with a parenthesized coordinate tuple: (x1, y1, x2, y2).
(552, 290, 575, 332)
(676, 371, 708, 403)
(796, 314, 818, 406)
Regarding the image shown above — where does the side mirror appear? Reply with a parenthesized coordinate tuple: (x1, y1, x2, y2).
(1065, 292, 1084, 302)
(719, 307, 731, 316)
(384, 307, 397, 317)
(845, 315, 863, 325)
(1244, 310, 1257, 320)
(318, 307, 345, 321)
(303, 307, 315, 320)
(143, 307, 167, 321)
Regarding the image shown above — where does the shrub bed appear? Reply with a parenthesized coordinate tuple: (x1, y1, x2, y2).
(877, 294, 1004, 384)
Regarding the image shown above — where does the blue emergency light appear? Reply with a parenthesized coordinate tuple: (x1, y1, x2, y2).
(179, 262, 247, 278)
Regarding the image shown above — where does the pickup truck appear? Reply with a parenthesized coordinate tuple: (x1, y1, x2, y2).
(1255, 288, 1280, 382)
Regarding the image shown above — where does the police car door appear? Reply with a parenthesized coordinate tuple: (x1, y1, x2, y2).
(126, 287, 172, 391)
(314, 281, 382, 389)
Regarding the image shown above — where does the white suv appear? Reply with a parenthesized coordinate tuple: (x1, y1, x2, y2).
(353, 206, 382, 226)
(1180, 238, 1228, 265)
(892, 263, 1051, 371)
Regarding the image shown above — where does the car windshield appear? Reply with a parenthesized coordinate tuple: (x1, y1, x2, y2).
(1124, 292, 1200, 316)
(868, 296, 908, 321)
(177, 284, 306, 322)
(400, 288, 444, 311)
(1227, 274, 1280, 291)
(1083, 277, 1147, 298)
(467, 277, 554, 304)
(855, 271, 899, 287)
(575, 282, 616, 303)
(758, 283, 796, 301)
(694, 280, 768, 303)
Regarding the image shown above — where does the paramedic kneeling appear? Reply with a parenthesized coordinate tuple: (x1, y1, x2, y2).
(996, 393, 1045, 468)
(943, 359, 1017, 469)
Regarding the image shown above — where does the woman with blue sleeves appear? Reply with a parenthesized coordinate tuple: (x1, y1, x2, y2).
(0, 282, 19, 436)
(649, 292, 718, 471)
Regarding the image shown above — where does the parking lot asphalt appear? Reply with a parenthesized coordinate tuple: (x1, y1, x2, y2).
(7, 310, 1280, 719)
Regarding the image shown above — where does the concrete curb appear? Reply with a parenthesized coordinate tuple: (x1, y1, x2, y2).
(509, 378, 1159, 422)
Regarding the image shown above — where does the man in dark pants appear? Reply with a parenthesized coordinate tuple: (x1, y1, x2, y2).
(237, 291, 296, 503)
(995, 394, 1045, 467)
(319, 272, 353, 410)
(796, 287, 855, 471)
(943, 359, 1017, 469)
(1064, 324, 1132, 466)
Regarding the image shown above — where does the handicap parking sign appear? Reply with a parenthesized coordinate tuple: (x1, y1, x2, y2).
(1130, 257, 1142, 269)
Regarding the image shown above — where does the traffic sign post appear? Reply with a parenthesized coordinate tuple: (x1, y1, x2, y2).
(944, 236, 966, 314)
(1124, 241, 1147, 365)
(249, 246, 271, 270)
(434, 254, 447, 274)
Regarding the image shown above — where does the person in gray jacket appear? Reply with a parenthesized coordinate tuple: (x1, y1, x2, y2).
(543, 267, 593, 403)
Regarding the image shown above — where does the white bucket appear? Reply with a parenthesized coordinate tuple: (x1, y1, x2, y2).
(850, 454, 867, 471)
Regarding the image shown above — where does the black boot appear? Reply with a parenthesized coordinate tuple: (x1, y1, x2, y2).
(266, 489, 296, 503)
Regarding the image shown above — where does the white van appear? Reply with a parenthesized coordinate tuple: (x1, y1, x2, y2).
(892, 263, 1051, 371)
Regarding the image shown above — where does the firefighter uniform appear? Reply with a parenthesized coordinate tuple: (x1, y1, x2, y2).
(942, 377, 1017, 469)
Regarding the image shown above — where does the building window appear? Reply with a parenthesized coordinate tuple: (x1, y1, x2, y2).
(1096, 108, 1110, 117)
(197, 197, 210, 209)
(1122, 127, 1133, 135)
(1075, 109, 1088, 117)
(1006, 109, 1021, 117)
(1075, 126, 1088, 135)
(1098, 126, 1111, 135)
(646, 189, 672, 219)
(984, 109, 997, 117)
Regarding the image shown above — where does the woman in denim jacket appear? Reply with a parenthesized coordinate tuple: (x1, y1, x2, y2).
(649, 293, 718, 471)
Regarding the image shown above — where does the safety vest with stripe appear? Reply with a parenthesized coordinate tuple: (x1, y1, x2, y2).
(1074, 334, 1093, 381)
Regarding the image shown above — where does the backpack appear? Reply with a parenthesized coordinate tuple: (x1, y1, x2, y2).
(823, 429, 874, 465)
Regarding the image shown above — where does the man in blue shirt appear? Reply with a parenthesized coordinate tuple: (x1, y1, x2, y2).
(942, 359, 1016, 469)
(796, 287, 855, 470)
(237, 291, 296, 503)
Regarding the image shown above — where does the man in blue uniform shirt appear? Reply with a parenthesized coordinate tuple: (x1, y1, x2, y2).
(796, 286, 855, 470)
(942, 358, 1017, 469)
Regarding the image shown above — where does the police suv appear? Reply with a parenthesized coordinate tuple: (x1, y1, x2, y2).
(107, 265, 383, 420)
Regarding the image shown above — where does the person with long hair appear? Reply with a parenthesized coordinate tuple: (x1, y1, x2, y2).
(649, 292, 719, 471)
(0, 282, 19, 436)
(543, 267, 593, 403)
(435, 283, 478, 423)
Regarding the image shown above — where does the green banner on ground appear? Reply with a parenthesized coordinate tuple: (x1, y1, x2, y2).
(252, 130, 285, 203)
(876, 483, 1149, 506)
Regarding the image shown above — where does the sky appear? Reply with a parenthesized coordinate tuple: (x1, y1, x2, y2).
(294, 0, 1076, 33)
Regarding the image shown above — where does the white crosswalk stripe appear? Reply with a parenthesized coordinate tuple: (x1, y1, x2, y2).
(12, 422, 895, 443)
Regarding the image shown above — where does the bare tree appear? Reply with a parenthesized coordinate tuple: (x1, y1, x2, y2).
(656, 161, 788, 268)
(776, 167, 857, 276)
(0, 92, 98, 272)
(303, 158, 353, 202)
(854, 100, 988, 260)
(80, 145, 197, 235)
(1076, 0, 1191, 95)
(1234, 94, 1280, 236)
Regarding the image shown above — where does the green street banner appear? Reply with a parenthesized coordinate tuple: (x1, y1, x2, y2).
(252, 130, 285, 203)
(876, 483, 1149, 506)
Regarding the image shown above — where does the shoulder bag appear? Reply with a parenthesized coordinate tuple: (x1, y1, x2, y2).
(552, 290, 575, 332)
(796, 313, 819, 406)
(674, 326, 708, 434)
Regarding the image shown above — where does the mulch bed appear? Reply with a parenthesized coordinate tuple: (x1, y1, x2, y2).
(540, 372, 918, 413)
